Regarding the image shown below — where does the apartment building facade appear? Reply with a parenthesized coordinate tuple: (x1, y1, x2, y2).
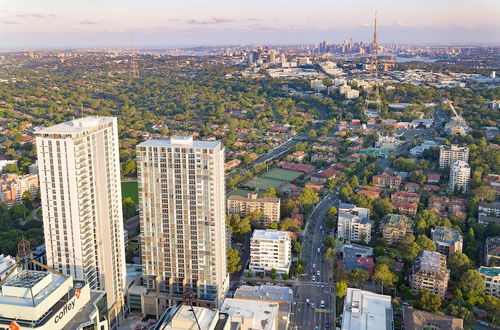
(137, 137, 229, 315)
(337, 203, 371, 243)
(381, 214, 412, 245)
(410, 250, 450, 297)
(479, 266, 500, 297)
(431, 226, 463, 256)
(439, 145, 469, 168)
(448, 160, 471, 192)
(227, 193, 280, 226)
(35, 117, 126, 325)
(0, 173, 39, 205)
(249, 229, 291, 274)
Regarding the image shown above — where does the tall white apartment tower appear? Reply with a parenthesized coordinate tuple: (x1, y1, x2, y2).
(448, 160, 471, 192)
(35, 117, 126, 325)
(137, 136, 228, 316)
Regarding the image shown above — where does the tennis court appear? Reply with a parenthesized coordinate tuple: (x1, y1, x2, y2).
(244, 168, 302, 190)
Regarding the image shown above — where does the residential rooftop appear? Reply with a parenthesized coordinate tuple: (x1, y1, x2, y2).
(138, 136, 220, 149)
(35, 116, 115, 135)
(479, 266, 500, 277)
(432, 226, 463, 246)
(252, 229, 290, 241)
(341, 288, 393, 330)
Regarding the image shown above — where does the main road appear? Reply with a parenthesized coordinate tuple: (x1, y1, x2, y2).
(291, 191, 340, 330)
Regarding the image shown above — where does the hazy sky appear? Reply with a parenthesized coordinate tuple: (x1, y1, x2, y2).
(1, 0, 499, 49)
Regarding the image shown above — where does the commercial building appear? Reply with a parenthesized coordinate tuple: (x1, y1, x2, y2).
(337, 203, 371, 243)
(402, 306, 463, 330)
(227, 193, 280, 226)
(448, 161, 470, 192)
(410, 250, 450, 297)
(439, 145, 469, 168)
(381, 214, 412, 245)
(137, 137, 229, 316)
(249, 229, 291, 274)
(0, 240, 108, 330)
(152, 305, 230, 330)
(340, 288, 393, 330)
(220, 298, 279, 330)
(431, 226, 463, 256)
(35, 117, 126, 325)
(479, 266, 500, 297)
(0, 173, 39, 205)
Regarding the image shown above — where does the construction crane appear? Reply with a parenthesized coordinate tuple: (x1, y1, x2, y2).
(445, 100, 462, 120)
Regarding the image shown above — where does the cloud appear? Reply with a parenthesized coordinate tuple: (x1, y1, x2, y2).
(16, 13, 57, 18)
(1, 20, 20, 25)
(187, 17, 236, 25)
(247, 18, 260, 22)
(77, 19, 104, 25)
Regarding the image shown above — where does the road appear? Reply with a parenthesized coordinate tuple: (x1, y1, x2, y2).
(253, 133, 308, 166)
(291, 192, 340, 330)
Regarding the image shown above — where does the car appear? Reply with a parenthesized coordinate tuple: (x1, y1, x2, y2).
(312, 275, 316, 281)
(312, 263, 316, 268)
(306, 299, 310, 304)
(317, 270, 320, 276)
(311, 303, 316, 309)
(314, 326, 319, 330)
(324, 321, 331, 328)
(320, 300, 325, 308)
(317, 282, 321, 287)
(479, 321, 489, 326)
(317, 248, 321, 254)
(320, 226, 323, 230)
(321, 283, 324, 288)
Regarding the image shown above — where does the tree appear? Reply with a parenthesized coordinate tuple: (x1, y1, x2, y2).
(373, 199, 393, 219)
(297, 187, 319, 208)
(458, 269, 484, 304)
(227, 214, 251, 235)
(415, 288, 442, 312)
(350, 176, 359, 189)
(472, 186, 496, 202)
(446, 304, 473, 324)
(123, 160, 137, 176)
(227, 247, 242, 273)
(372, 264, 397, 293)
(270, 268, 277, 280)
(351, 269, 369, 288)
(3, 163, 20, 174)
(22, 190, 35, 210)
(336, 280, 348, 299)
(292, 240, 302, 255)
(481, 295, 500, 325)
(122, 197, 137, 220)
(325, 206, 338, 229)
(323, 247, 335, 261)
(447, 252, 473, 280)
(415, 234, 436, 252)
(262, 187, 278, 198)
(323, 236, 336, 248)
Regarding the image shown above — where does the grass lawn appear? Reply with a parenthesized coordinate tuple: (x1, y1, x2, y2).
(261, 168, 302, 181)
(121, 181, 139, 204)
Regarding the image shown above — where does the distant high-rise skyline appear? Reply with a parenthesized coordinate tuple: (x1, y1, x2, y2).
(35, 117, 126, 326)
(1, 0, 499, 48)
(137, 136, 228, 316)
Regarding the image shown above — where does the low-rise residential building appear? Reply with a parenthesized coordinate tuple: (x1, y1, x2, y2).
(486, 237, 500, 265)
(391, 201, 418, 216)
(439, 145, 469, 168)
(479, 266, 500, 297)
(227, 193, 280, 226)
(410, 250, 450, 297)
(357, 189, 380, 200)
(381, 214, 412, 245)
(427, 173, 440, 184)
(220, 298, 279, 330)
(375, 135, 400, 150)
(391, 191, 421, 204)
(431, 226, 463, 256)
(340, 288, 393, 330)
(484, 174, 500, 197)
(249, 229, 291, 274)
(428, 196, 467, 221)
(448, 160, 470, 192)
(478, 201, 500, 226)
(154, 305, 231, 330)
(373, 170, 402, 189)
(337, 203, 371, 243)
(404, 182, 420, 193)
(224, 159, 241, 170)
(0, 173, 39, 205)
(402, 306, 463, 330)
(409, 140, 438, 155)
(311, 166, 341, 183)
(341, 244, 375, 276)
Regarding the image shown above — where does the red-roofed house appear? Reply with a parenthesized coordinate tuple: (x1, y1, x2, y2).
(311, 167, 341, 183)
(356, 257, 374, 276)
(404, 182, 420, 193)
(427, 173, 441, 184)
(423, 184, 440, 193)
(373, 170, 403, 189)
(290, 213, 304, 227)
(279, 162, 316, 173)
(306, 181, 324, 192)
(392, 191, 421, 204)
(391, 201, 418, 216)
(357, 190, 380, 200)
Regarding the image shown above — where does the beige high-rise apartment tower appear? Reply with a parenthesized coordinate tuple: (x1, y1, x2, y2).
(35, 117, 126, 326)
(137, 136, 228, 317)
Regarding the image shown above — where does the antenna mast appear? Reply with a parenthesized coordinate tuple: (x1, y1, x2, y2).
(364, 11, 382, 118)
(130, 33, 139, 78)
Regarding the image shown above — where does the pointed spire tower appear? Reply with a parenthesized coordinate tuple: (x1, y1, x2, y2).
(364, 11, 382, 118)
(130, 33, 139, 78)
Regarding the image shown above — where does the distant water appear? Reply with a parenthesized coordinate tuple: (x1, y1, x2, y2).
(332, 55, 440, 63)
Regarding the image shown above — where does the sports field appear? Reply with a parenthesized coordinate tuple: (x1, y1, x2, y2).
(244, 168, 302, 190)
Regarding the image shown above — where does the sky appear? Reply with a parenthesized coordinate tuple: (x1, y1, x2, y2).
(1, 0, 499, 49)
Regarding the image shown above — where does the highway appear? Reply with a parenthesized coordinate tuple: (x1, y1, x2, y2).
(291, 191, 340, 330)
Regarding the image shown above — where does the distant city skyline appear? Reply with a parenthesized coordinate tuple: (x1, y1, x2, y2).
(1, 0, 499, 49)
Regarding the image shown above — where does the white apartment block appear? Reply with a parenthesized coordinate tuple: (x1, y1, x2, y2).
(479, 267, 500, 297)
(249, 229, 291, 274)
(137, 137, 229, 315)
(35, 117, 126, 325)
(439, 145, 469, 168)
(337, 203, 371, 243)
(448, 160, 470, 192)
(341, 288, 393, 330)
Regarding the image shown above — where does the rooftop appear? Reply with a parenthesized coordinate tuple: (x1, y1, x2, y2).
(35, 116, 115, 135)
(432, 226, 463, 245)
(403, 306, 463, 330)
(138, 136, 220, 149)
(479, 266, 500, 277)
(233, 285, 293, 305)
(220, 298, 279, 330)
(341, 288, 393, 330)
(252, 229, 290, 241)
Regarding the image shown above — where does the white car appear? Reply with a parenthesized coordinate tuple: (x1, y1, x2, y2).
(316, 282, 321, 287)
(312, 263, 316, 268)
(312, 275, 316, 281)
(306, 299, 310, 304)
(317, 270, 320, 276)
